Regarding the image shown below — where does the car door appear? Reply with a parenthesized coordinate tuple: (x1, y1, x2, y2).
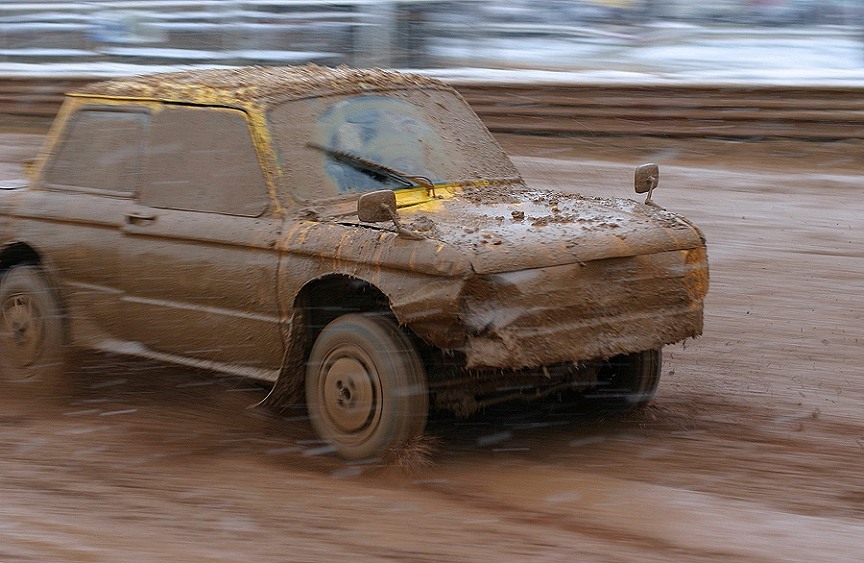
(17, 104, 147, 343)
(119, 104, 284, 378)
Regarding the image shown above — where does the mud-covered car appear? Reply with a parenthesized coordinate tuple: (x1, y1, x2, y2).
(0, 66, 708, 459)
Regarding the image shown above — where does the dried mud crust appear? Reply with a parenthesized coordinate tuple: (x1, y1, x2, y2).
(74, 65, 454, 109)
(458, 184, 691, 230)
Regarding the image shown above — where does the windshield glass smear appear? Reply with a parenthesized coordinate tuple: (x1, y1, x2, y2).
(307, 142, 435, 194)
(268, 89, 522, 202)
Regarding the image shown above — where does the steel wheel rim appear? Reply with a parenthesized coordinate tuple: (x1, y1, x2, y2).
(317, 344, 382, 442)
(0, 292, 44, 369)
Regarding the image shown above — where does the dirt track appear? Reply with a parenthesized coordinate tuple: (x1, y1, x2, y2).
(1, 131, 862, 561)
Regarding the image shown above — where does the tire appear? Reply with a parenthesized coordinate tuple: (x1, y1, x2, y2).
(0, 265, 67, 394)
(592, 349, 662, 408)
(305, 313, 429, 460)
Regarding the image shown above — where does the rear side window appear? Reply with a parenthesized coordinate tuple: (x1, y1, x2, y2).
(44, 108, 147, 194)
(140, 106, 268, 217)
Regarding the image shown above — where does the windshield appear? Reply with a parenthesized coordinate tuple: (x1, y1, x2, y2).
(268, 88, 521, 201)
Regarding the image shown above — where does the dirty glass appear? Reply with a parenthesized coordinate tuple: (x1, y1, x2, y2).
(44, 108, 147, 194)
(140, 106, 269, 217)
(268, 89, 521, 201)
(317, 95, 447, 192)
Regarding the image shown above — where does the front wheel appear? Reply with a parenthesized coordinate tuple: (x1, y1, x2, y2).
(592, 349, 662, 408)
(0, 265, 67, 395)
(305, 313, 429, 460)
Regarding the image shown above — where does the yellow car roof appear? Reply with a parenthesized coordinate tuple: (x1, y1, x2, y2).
(71, 64, 453, 111)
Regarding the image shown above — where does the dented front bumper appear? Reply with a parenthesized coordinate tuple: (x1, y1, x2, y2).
(454, 247, 708, 369)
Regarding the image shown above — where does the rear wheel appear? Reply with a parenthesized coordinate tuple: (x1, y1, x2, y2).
(0, 265, 67, 395)
(305, 313, 429, 460)
(592, 349, 662, 408)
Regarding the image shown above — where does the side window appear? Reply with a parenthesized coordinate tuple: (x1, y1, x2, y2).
(44, 108, 147, 194)
(140, 106, 269, 217)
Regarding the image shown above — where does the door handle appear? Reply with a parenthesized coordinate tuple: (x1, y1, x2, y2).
(126, 212, 156, 222)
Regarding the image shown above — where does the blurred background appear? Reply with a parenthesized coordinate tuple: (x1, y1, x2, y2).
(2, 2, 864, 561)
(1, 0, 862, 81)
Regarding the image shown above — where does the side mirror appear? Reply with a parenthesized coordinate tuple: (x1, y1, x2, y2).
(358, 189, 397, 223)
(357, 189, 425, 240)
(634, 163, 659, 194)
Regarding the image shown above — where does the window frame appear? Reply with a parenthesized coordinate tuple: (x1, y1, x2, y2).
(42, 104, 150, 198)
(137, 104, 271, 218)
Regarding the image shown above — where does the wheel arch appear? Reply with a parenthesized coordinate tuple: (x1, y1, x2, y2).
(0, 241, 43, 273)
(265, 273, 402, 409)
(293, 273, 396, 343)
(0, 241, 70, 344)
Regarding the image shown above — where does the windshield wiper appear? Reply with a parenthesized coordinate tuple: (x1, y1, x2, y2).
(308, 143, 436, 196)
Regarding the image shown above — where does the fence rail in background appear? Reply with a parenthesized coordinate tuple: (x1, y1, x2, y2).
(0, 1, 363, 68)
(1, 77, 862, 142)
(0, 77, 90, 124)
(455, 83, 864, 140)
(3, 1, 862, 74)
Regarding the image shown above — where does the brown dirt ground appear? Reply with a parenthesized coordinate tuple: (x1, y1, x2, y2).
(1, 130, 863, 561)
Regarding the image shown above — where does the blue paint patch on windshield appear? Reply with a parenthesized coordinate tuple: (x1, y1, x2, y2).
(316, 95, 448, 193)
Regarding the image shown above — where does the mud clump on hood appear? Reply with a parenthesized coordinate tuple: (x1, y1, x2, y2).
(396, 186, 705, 274)
(459, 182, 523, 205)
(406, 214, 440, 239)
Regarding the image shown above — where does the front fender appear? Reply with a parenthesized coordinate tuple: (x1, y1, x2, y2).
(276, 221, 472, 351)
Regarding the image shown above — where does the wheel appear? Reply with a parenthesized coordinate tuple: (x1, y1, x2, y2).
(305, 313, 429, 460)
(592, 349, 662, 408)
(0, 265, 67, 393)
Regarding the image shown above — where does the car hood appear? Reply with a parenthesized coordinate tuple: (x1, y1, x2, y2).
(323, 184, 705, 275)
(395, 185, 705, 274)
